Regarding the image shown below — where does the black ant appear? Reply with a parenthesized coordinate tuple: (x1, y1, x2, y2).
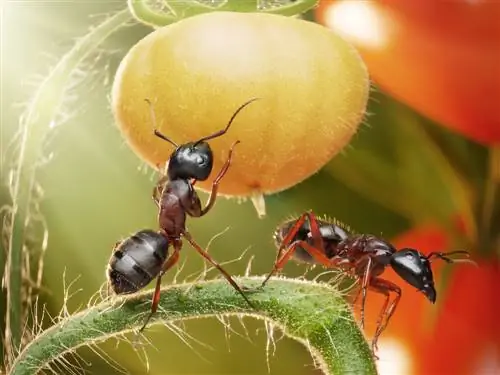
(107, 98, 259, 331)
(260, 211, 474, 353)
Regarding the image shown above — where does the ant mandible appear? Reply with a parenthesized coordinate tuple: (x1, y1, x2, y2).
(107, 98, 259, 331)
(260, 210, 474, 353)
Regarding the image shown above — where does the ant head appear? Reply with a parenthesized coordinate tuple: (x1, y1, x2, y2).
(167, 141, 213, 181)
(149, 98, 260, 181)
(391, 248, 436, 303)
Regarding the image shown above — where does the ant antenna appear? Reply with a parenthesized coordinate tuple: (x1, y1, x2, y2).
(145, 98, 179, 148)
(193, 97, 260, 146)
(427, 250, 477, 266)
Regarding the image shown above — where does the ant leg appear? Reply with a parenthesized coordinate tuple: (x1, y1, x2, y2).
(194, 98, 259, 144)
(305, 210, 327, 252)
(139, 246, 180, 332)
(260, 212, 311, 287)
(152, 175, 168, 207)
(352, 285, 362, 305)
(368, 277, 402, 353)
(199, 140, 241, 216)
(357, 256, 373, 330)
(182, 231, 255, 309)
(263, 239, 344, 288)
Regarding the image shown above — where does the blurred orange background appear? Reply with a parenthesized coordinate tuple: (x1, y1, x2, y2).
(1, 1, 498, 374)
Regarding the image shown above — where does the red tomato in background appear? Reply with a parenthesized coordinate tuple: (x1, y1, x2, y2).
(315, 0, 500, 145)
(352, 222, 499, 375)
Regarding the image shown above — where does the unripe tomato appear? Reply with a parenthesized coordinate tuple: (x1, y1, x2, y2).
(316, 0, 500, 145)
(112, 12, 369, 199)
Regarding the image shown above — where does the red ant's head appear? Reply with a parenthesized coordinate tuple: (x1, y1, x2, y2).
(391, 248, 437, 303)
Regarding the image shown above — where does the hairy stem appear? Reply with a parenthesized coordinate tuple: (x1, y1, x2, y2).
(128, 0, 319, 27)
(8, 277, 377, 375)
(3, 8, 132, 364)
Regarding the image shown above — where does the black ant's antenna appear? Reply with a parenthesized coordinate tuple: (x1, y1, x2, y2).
(145, 98, 179, 148)
(192, 98, 260, 147)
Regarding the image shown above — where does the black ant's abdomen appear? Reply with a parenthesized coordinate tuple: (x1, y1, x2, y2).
(107, 229, 169, 294)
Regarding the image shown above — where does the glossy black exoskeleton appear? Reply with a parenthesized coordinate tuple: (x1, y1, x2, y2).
(107, 98, 259, 331)
(108, 230, 169, 294)
(261, 211, 474, 353)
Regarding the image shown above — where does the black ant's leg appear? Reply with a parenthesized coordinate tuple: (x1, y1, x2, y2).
(152, 175, 169, 207)
(193, 98, 259, 144)
(368, 277, 402, 353)
(139, 243, 180, 332)
(182, 230, 255, 309)
(199, 140, 240, 216)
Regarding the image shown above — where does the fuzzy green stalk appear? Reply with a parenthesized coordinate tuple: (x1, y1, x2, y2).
(8, 277, 377, 375)
(3, 9, 133, 364)
(128, 0, 319, 27)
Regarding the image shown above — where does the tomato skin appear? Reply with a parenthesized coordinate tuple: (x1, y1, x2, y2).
(316, 1, 500, 145)
(112, 12, 369, 196)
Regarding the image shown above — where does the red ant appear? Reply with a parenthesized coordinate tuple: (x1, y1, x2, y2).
(107, 98, 259, 331)
(260, 210, 474, 353)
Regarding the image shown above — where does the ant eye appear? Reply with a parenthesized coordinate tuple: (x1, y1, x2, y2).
(197, 155, 206, 165)
(406, 253, 414, 259)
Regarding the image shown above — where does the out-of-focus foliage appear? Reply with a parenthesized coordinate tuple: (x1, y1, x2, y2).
(1, 1, 497, 374)
(315, 0, 500, 145)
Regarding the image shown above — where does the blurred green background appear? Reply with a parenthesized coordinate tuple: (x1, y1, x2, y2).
(1, 1, 496, 374)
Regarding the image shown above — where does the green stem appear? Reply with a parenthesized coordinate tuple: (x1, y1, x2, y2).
(8, 278, 377, 375)
(127, 0, 176, 28)
(128, 0, 320, 27)
(3, 8, 132, 364)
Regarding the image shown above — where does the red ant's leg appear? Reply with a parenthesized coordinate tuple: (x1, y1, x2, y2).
(200, 140, 241, 216)
(264, 239, 345, 287)
(139, 244, 180, 332)
(182, 230, 254, 308)
(352, 285, 362, 305)
(357, 256, 373, 330)
(305, 210, 327, 252)
(260, 212, 311, 287)
(368, 277, 401, 353)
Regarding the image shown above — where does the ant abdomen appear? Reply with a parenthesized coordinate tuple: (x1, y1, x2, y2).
(273, 217, 349, 264)
(107, 229, 169, 294)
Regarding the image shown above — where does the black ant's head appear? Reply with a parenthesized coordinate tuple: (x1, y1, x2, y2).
(167, 141, 214, 181)
(391, 248, 437, 303)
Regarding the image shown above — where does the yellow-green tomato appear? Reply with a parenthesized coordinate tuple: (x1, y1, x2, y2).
(112, 11, 369, 197)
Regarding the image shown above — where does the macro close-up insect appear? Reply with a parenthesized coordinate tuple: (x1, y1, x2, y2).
(107, 98, 259, 330)
(3, 2, 496, 375)
(260, 211, 475, 353)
